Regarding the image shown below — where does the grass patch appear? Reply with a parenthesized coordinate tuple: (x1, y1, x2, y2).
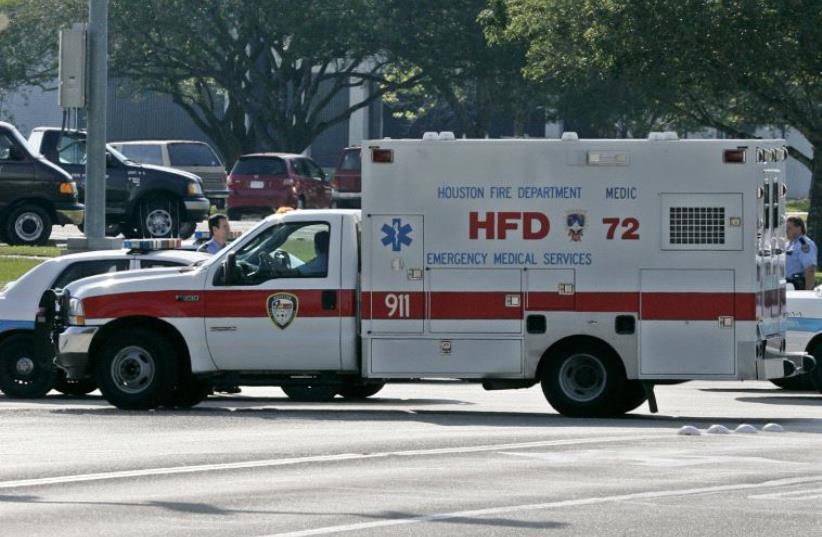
(786, 199, 810, 213)
(0, 245, 62, 258)
(0, 257, 44, 286)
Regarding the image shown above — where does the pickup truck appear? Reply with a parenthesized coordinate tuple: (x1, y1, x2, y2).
(0, 122, 84, 244)
(28, 127, 209, 239)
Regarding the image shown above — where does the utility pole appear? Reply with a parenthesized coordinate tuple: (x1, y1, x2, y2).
(83, 0, 108, 247)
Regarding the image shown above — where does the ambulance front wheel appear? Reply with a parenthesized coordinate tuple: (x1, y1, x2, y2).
(95, 328, 178, 410)
(540, 343, 628, 418)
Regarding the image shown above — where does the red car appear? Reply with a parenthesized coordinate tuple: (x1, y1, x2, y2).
(226, 153, 331, 218)
(331, 146, 361, 208)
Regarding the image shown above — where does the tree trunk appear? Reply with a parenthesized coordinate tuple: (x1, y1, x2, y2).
(805, 146, 822, 265)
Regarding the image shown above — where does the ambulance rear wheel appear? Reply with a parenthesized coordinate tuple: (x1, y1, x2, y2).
(541, 343, 627, 418)
(282, 384, 336, 402)
(338, 381, 385, 399)
(96, 329, 178, 410)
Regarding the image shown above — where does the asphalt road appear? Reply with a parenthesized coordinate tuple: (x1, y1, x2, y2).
(1, 381, 821, 536)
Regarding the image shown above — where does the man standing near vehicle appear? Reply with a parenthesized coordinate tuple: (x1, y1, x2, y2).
(199, 213, 230, 254)
(786, 216, 817, 290)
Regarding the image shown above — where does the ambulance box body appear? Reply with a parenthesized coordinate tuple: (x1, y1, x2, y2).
(361, 137, 790, 386)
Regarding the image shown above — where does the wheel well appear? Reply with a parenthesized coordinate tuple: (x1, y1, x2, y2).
(89, 317, 191, 375)
(128, 191, 184, 222)
(1, 197, 57, 225)
(805, 334, 822, 355)
(535, 335, 625, 381)
(0, 329, 34, 347)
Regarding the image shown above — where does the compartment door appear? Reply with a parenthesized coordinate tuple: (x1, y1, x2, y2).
(639, 269, 736, 377)
(429, 269, 522, 334)
(366, 214, 424, 333)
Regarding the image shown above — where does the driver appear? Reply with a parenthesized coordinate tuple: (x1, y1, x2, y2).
(297, 230, 329, 275)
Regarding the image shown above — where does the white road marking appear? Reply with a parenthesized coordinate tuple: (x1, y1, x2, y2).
(0, 434, 660, 490)
(500, 450, 788, 467)
(258, 475, 822, 537)
(749, 486, 822, 500)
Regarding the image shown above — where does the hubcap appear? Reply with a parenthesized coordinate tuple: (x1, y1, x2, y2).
(110, 346, 155, 394)
(15, 212, 44, 242)
(145, 208, 173, 237)
(15, 356, 35, 377)
(558, 353, 607, 403)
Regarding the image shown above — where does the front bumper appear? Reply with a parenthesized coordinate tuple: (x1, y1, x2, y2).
(758, 347, 816, 380)
(205, 190, 230, 209)
(55, 203, 85, 225)
(332, 190, 361, 200)
(183, 197, 210, 220)
(55, 326, 98, 380)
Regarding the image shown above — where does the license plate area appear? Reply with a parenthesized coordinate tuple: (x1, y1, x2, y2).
(250, 180, 264, 189)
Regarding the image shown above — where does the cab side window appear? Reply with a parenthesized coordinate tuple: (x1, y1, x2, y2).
(0, 133, 25, 162)
(226, 222, 330, 286)
(52, 259, 131, 288)
(119, 144, 164, 166)
(57, 134, 87, 165)
(139, 259, 186, 269)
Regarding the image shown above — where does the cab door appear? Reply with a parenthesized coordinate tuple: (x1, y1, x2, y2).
(204, 215, 343, 371)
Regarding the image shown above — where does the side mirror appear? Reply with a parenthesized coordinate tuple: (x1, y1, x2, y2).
(221, 252, 237, 285)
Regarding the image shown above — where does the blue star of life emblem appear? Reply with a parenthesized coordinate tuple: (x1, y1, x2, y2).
(381, 218, 413, 252)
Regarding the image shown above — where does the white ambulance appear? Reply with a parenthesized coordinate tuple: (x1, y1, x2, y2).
(48, 133, 813, 416)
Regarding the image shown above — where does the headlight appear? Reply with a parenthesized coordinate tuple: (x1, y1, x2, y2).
(68, 297, 85, 326)
(186, 181, 203, 196)
(59, 181, 78, 195)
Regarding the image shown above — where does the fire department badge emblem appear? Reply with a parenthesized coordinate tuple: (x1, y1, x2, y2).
(566, 211, 587, 242)
(266, 293, 299, 329)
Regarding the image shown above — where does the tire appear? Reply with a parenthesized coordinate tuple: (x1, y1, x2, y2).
(282, 383, 336, 402)
(0, 334, 57, 398)
(620, 380, 648, 414)
(809, 343, 822, 393)
(178, 221, 197, 240)
(770, 375, 815, 391)
(135, 196, 180, 238)
(5, 204, 52, 245)
(167, 375, 210, 408)
(54, 374, 97, 396)
(338, 381, 385, 399)
(95, 328, 178, 410)
(540, 342, 628, 418)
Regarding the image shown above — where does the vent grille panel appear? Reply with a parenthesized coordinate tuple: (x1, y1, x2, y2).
(669, 207, 725, 245)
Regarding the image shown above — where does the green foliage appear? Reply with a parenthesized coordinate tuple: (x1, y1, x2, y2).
(0, 0, 83, 92)
(0, 257, 42, 286)
(0, 245, 61, 257)
(109, 0, 423, 163)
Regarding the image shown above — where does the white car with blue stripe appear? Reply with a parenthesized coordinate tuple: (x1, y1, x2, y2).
(0, 241, 209, 398)
(782, 288, 822, 390)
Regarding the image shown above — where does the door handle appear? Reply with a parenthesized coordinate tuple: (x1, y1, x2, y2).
(322, 290, 337, 310)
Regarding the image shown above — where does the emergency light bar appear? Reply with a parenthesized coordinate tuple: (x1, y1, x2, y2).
(123, 238, 182, 251)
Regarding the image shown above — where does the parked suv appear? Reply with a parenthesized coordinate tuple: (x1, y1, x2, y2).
(226, 153, 331, 219)
(0, 122, 83, 245)
(331, 146, 361, 208)
(111, 140, 229, 209)
(28, 128, 209, 239)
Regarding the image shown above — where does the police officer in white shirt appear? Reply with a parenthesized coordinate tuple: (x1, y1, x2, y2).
(786, 216, 817, 290)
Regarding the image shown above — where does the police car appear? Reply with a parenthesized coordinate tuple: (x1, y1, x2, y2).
(781, 287, 822, 390)
(0, 240, 209, 398)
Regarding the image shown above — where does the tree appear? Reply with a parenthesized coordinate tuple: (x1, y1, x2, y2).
(487, 0, 822, 250)
(379, 0, 541, 138)
(0, 0, 83, 92)
(110, 0, 422, 164)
